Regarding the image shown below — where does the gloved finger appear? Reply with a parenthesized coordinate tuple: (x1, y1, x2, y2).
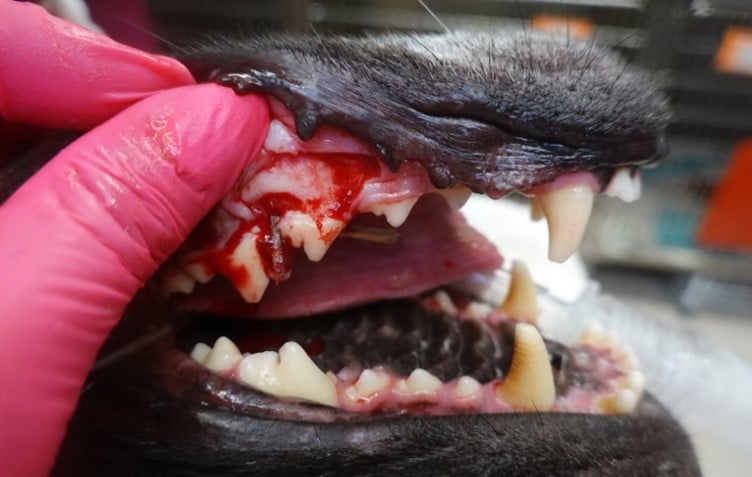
(0, 1, 194, 130)
(0, 83, 270, 477)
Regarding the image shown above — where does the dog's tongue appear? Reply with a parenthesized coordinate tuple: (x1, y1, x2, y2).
(175, 194, 502, 318)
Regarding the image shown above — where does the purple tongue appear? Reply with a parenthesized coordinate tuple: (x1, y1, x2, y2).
(177, 194, 502, 319)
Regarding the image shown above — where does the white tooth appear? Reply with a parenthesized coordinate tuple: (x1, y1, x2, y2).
(499, 260, 538, 323)
(578, 321, 604, 346)
(622, 371, 645, 396)
(595, 388, 640, 415)
(453, 376, 481, 399)
(231, 232, 270, 303)
(204, 336, 243, 372)
(368, 197, 418, 227)
(183, 262, 215, 284)
(433, 289, 458, 315)
(464, 301, 493, 320)
(497, 323, 556, 411)
(436, 185, 473, 209)
(403, 369, 442, 394)
(237, 342, 337, 407)
(604, 168, 642, 203)
(277, 212, 344, 262)
(529, 197, 545, 221)
(347, 369, 390, 399)
(189, 342, 212, 364)
(538, 182, 595, 263)
(161, 270, 196, 295)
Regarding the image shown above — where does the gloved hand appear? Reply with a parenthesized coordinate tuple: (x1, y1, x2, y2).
(0, 3, 270, 476)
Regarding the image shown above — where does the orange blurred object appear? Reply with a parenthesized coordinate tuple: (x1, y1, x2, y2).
(696, 140, 752, 253)
(714, 27, 752, 76)
(531, 14, 594, 39)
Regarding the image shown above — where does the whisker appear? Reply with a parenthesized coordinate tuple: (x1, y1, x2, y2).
(416, 0, 451, 34)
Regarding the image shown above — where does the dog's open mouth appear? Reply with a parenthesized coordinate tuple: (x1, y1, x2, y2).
(56, 31, 701, 475)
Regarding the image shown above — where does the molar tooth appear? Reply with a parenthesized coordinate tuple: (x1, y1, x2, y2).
(231, 232, 270, 302)
(277, 212, 344, 262)
(499, 260, 538, 323)
(368, 197, 419, 227)
(403, 369, 442, 394)
(497, 323, 556, 411)
(604, 168, 641, 203)
(453, 376, 481, 399)
(436, 185, 473, 209)
(189, 342, 211, 364)
(204, 337, 243, 372)
(237, 342, 337, 407)
(538, 182, 595, 263)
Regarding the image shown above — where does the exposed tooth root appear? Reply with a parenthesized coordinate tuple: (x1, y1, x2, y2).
(529, 197, 545, 221)
(538, 182, 594, 263)
(453, 376, 481, 399)
(204, 337, 243, 372)
(402, 369, 442, 394)
(189, 342, 211, 364)
(497, 324, 556, 411)
(237, 342, 337, 407)
(346, 369, 390, 400)
(499, 260, 538, 323)
(596, 389, 639, 414)
(231, 232, 270, 303)
(436, 185, 473, 209)
(368, 197, 418, 228)
(277, 212, 344, 262)
(604, 168, 642, 203)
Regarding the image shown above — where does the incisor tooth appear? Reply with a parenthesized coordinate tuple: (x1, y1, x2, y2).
(436, 185, 473, 209)
(204, 337, 243, 372)
(277, 212, 344, 262)
(497, 323, 555, 411)
(237, 342, 337, 407)
(538, 182, 594, 263)
(604, 168, 641, 203)
(499, 260, 538, 323)
(403, 369, 442, 394)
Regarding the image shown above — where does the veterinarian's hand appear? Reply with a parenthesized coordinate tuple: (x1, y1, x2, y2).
(0, 3, 270, 476)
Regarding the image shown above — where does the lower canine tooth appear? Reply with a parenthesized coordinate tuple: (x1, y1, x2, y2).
(204, 337, 243, 372)
(499, 260, 538, 323)
(497, 323, 555, 411)
(238, 342, 337, 407)
(538, 182, 594, 263)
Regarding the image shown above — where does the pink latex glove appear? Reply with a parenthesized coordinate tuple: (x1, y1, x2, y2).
(0, 3, 270, 476)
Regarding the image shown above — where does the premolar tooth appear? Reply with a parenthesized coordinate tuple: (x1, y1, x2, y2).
(604, 168, 642, 203)
(204, 337, 243, 372)
(161, 269, 196, 295)
(347, 369, 390, 399)
(497, 323, 556, 411)
(231, 232, 270, 302)
(368, 197, 418, 227)
(538, 182, 595, 263)
(529, 197, 544, 221)
(403, 369, 442, 394)
(499, 260, 538, 323)
(597, 389, 639, 414)
(437, 185, 473, 209)
(453, 376, 481, 399)
(189, 342, 211, 364)
(277, 212, 344, 262)
(237, 342, 337, 407)
(183, 262, 215, 284)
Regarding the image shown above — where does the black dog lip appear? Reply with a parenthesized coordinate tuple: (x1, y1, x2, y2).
(179, 30, 670, 196)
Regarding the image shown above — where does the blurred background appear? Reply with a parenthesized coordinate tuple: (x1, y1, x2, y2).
(65, 0, 752, 475)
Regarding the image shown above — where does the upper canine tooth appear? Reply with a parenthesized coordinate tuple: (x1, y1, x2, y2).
(231, 232, 271, 302)
(237, 342, 337, 407)
(204, 337, 243, 372)
(529, 197, 544, 221)
(368, 197, 418, 227)
(538, 182, 595, 263)
(499, 260, 538, 323)
(604, 168, 642, 203)
(497, 323, 555, 411)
